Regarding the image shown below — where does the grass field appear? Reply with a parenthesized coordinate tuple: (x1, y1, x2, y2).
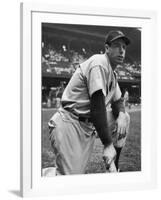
(42, 108, 141, 173)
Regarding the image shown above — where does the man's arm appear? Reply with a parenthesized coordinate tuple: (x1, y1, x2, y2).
(90, 90, 116, 168)
(90, 89, 112, 146)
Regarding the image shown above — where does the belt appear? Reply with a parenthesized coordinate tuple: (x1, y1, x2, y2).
(62, 107, 92, 123)
(79, 116, 93, 123)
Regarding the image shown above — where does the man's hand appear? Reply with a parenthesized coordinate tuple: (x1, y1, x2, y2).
(103, 143, 116, 170)
(115, 112, 127, 139)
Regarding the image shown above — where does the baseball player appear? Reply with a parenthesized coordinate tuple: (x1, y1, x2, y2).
(48, 30, 130, 175)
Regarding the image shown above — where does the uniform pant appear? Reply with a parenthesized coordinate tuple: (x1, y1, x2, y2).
(48, 108, 130, 175)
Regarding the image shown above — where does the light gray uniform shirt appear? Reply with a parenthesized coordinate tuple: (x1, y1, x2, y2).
(61, 53, 122, 118)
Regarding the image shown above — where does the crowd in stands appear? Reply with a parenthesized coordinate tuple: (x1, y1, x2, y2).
(42, 43, 88, 76)
(42, 42, 141, 79)
(115, 62, 141, 80)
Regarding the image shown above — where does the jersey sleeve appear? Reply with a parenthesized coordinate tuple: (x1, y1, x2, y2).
(112, 82, 122, 102)
(87, 65, 108, 97)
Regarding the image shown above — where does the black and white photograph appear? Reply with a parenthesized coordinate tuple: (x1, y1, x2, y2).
(20, 3, 157, 197)
(41, 23, 141, 176)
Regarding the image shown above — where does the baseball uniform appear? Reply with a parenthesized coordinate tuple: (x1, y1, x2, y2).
(48, 53, 130, 175)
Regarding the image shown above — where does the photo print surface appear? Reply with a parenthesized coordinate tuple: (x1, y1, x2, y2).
(41, 23, 141, 176)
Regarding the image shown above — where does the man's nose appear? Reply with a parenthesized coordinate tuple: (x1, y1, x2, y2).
(119, 46, 124, 54)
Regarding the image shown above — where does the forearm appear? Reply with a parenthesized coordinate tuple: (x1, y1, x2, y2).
(90, 90, 112, 146)
(111, 97, 125, 118)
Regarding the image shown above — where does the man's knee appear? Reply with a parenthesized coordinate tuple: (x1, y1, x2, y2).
(125, 112, 130, 134)
(126, 112, 130, 123)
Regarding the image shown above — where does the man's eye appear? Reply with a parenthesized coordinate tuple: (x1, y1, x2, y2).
(122, 45, 126, 49)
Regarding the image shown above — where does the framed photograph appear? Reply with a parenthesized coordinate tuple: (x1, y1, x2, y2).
(20, 2, 157, 197)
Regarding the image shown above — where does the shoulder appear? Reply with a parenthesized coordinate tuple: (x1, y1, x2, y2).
(80, 54, 110, 77)
(90, 54, 109, 66)
(81, 54, 108, 66)
(88, 54, 110, 73)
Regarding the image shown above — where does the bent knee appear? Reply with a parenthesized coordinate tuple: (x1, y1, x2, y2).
(125, 112, 130, 135)
(125, 112, 130, 124)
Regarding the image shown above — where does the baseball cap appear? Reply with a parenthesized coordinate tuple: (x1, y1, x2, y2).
(105, 30, 130, 45)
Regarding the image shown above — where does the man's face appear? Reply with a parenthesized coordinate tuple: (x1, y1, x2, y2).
(106, 38, 127, 65)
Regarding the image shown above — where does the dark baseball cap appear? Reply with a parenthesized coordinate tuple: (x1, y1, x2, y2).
(105, 30, 130, 45)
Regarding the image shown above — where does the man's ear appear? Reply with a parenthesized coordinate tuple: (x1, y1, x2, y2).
(105, 44, 110, 53)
